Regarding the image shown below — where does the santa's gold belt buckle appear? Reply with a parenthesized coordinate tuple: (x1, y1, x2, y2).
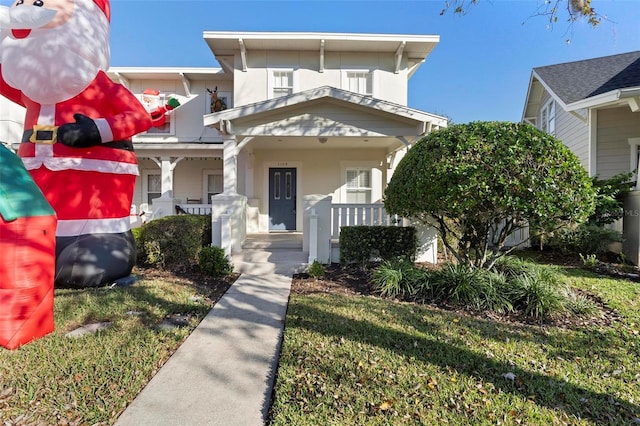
(29, 125, 58, 144)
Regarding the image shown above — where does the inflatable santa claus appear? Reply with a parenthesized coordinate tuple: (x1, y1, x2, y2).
(0, 0, 152, 288)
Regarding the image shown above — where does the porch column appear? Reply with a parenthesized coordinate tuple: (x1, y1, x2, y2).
(150, 156, 183, 218)
(223, 138, 238, 194)
(303, 195, 332, 264)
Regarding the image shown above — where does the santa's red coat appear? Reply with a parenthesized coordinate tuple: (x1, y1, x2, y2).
(0, 69, 152, 237)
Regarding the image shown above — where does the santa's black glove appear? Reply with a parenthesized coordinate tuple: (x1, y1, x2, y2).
(58, 113, 102, 148)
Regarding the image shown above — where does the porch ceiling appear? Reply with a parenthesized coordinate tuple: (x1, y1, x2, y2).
(239, 135, 404, 150)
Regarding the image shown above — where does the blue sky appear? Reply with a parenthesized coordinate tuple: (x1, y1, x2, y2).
(4, 0, 640, 123)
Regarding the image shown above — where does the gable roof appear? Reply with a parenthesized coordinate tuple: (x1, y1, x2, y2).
(203, 86, 447, 150)
(534, 51, 640, 104)
(522, 51, 640, 121)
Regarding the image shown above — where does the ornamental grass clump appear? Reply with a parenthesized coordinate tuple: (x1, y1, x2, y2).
(371, 256, 586, 321)
(371, 258, 427, 298)
(506, 264, 568, 319)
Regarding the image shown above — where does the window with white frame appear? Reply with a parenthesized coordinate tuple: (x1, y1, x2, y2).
(540, 99, 555, 134)
(145, 173, 161, 204)
(345, 71, 373, 96)
(346, 168, 372, 203)
(205, 171, 223, 202)
(271, 70, 293, 98)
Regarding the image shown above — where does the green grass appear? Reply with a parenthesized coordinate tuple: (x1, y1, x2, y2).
(270, 266, 640, 425)
(0, 272, 233, 425)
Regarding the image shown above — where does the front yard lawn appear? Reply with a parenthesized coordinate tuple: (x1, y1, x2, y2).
(269, 264, 640, 425)
(0, 268, 235, 425)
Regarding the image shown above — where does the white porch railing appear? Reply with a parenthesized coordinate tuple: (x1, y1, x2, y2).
(331, 203, 404, 238)
(178, 204, 212, 215)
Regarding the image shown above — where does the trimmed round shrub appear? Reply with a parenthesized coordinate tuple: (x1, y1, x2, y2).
(384, 121, 595, 268)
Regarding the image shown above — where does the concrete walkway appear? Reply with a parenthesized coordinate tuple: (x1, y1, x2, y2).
(115, 235, 306, 426)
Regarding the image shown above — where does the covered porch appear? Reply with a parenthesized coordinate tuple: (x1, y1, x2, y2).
(140, 86, 446, 263)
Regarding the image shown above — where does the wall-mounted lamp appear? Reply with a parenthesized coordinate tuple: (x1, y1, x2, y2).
(318, 137, 328, 144)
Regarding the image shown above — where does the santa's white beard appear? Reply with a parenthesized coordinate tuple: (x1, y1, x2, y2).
(0, 2, 110, 105)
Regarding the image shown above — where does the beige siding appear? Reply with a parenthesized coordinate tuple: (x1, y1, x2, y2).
(234, 50, 408, 106)
(555, 107, 589, 170)
(252, 147, 388, 203)
(596, 107, 640, 179)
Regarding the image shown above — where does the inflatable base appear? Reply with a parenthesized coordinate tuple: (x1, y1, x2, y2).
(0, 215, 56, 350)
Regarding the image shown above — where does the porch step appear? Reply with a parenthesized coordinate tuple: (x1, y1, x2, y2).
(233, 233, 307, 275)
(231, 248, 308, 276)
(242, 233, 303, 250)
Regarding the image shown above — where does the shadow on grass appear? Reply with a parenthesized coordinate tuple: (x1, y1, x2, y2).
(288, 296, 638, 424)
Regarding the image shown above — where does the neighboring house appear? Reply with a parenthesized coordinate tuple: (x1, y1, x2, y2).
(522, 51, 640, 262)
(1, 32, 447, 263)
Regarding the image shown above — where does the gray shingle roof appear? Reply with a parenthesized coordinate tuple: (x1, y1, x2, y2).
(534, 51, 640, 105)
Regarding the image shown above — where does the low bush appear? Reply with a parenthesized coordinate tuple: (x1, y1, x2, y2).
(198, 245, 233, 277)
(135, 214, 211, 270)
(340, 226, 417, 265)
(545, 223, 623, 256)
(307, 260, 325, 279)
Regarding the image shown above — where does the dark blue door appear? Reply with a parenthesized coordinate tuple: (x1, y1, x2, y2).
(269, 168, 296, 230)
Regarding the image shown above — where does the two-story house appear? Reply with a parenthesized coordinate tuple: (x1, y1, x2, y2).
(522, 51, 640, 262)
(2, 31, 447, 263)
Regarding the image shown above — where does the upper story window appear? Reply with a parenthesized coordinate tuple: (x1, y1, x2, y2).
(272, 70, 294, 98)
(540, 99, 556, 135)
(345, 71, 373, 96)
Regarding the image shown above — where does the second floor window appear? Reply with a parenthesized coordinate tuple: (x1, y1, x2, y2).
(540, 99, 555, 135)
(346, 71, 372, 96)
(272, 71, 293, 98)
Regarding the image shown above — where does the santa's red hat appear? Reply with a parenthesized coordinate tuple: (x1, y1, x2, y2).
(92, 0, 111, 22)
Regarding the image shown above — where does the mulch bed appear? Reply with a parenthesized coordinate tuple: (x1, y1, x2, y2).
(291, 255, 630, 329)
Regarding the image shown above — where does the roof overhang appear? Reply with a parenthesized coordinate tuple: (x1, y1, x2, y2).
(108, 67, 229, 96)
(202, 31, 439, 77)
(522, 70, 571, 123)
(566, 87, 640, 112)
(523, 69, 640, 123)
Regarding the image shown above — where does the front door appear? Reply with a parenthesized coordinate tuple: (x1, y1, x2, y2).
(269, 168, 296, 230)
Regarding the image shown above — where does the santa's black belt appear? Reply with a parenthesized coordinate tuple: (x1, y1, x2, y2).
(22, 129, 134, 151)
